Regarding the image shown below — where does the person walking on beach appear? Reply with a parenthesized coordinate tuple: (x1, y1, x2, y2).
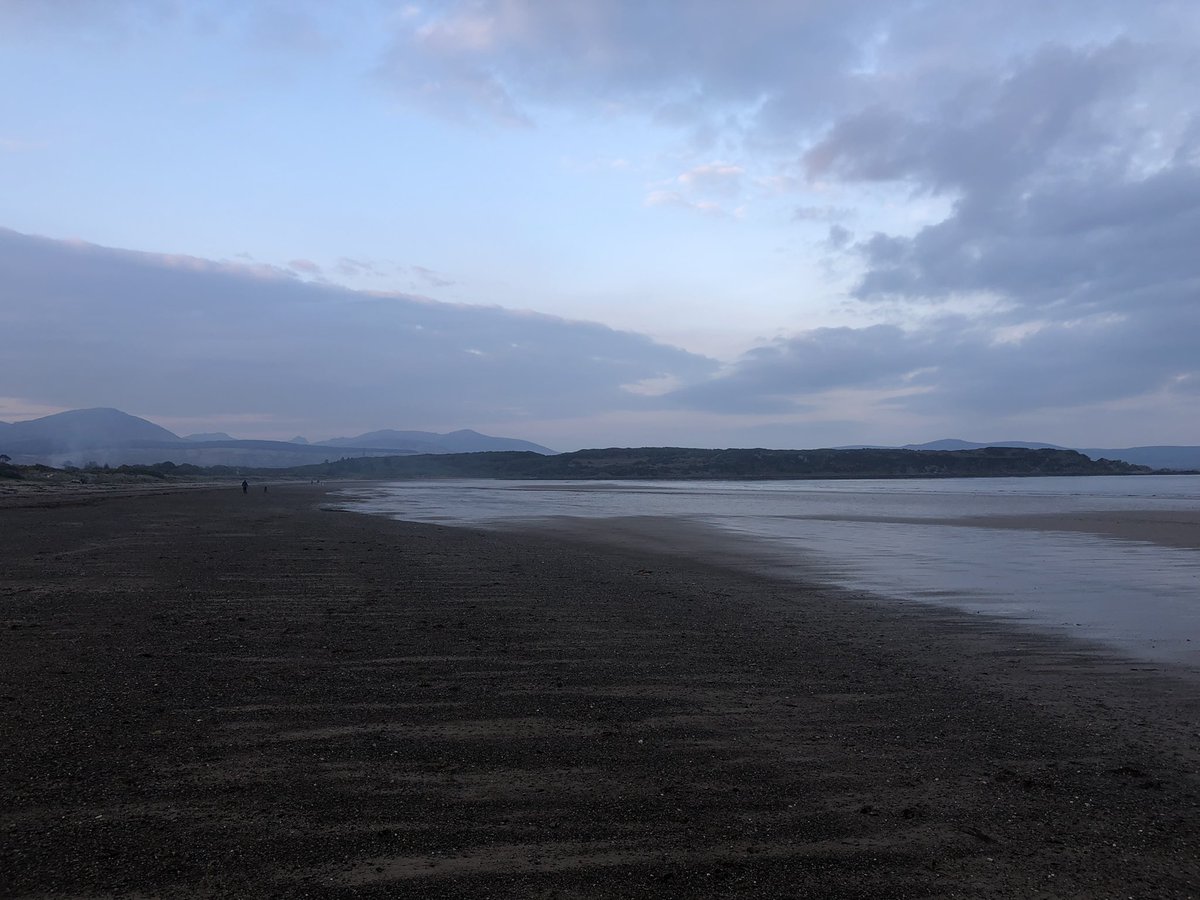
(241, 480, 248, 494)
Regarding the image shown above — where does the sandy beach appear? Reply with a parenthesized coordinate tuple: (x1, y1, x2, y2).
(3, 484, 1200, 898)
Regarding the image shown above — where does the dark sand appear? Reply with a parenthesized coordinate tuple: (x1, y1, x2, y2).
(954, 509, 1200, 551)
(3, 485, 1200, 898)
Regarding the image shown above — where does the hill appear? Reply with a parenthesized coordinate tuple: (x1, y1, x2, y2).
(903, 439, 1067, 451)
(0, 408, 181, 462)
(903, 439, 1200, 471)
(276, 446, 1154, 481)
(0, 408, 557, 467)
(1076, 446, 1200, 471)
(321, 428, 554, 455)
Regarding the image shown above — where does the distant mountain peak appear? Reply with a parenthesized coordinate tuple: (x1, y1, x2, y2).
(7, 407, 180, 440)
(321, 427, 554, 455)
(0, 407, 181, 462)
(903, 438, 1067, 452)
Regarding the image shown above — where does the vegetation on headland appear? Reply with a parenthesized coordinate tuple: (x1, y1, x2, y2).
(0, 460, 218, 485)
(282, 446, 1155, 480)
(0, 446, 1168, 485)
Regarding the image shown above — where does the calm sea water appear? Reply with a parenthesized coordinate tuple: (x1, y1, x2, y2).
(338, 476, 1200, 669)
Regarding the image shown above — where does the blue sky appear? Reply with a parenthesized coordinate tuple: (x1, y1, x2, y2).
(2, 1, 1198, 449)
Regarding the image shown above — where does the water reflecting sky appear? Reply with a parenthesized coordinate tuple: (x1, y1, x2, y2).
(339, 476, 1200, 670)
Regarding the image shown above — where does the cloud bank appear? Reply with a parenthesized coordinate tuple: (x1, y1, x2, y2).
(0, 228, 714, 440)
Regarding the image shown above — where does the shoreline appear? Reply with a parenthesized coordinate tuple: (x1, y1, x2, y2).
(3, 485, 1200, 896)
(953, 509, 1200, 550)
(495, 512, 1200, 739)
(336, 482, 1200, 670)
(724, 509, 1200, 552)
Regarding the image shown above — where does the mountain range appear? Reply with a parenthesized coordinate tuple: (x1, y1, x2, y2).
(1, 408, 1198, 471)
(0, 408, 555, 467)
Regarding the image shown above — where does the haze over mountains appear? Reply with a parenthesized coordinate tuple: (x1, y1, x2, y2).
(2, 408, 1198, 472)
(0, 408, 555, 468)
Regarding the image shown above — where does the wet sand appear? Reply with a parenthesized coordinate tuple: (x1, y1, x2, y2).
(955, 509, 1200, 550)
(720, 509, 1200, 551)
(3, 485, 1200, 897)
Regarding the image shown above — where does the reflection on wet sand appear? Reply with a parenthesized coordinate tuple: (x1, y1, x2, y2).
(341, 476, 1200, 670)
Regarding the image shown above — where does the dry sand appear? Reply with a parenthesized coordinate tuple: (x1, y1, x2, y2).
(3, 484, 1200, 898)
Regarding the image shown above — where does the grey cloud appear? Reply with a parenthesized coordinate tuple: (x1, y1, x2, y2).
(288, 258, 322, 275)
(373, 3, 1190, 144)
(783, 33, 1200, 435)
(375, 3, 1200, 429)
(335, 257, 383, 277)
(667, 325, 935, 414)
(826, 224, 854, 250)
(855, 164, 1200, 316)
(376, 0, 882, 130)
(667, 306, 1200, 421)
(411, 265, 455, 288)
(806, 42, 1140, 193)
(378, 3, 1200, 413)
(792, 205, 851, 223)
(900, 312, 1200, 417)
(0, 229, 715, 430)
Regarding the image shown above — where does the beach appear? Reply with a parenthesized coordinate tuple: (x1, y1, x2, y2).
(3, 484, 1199, 898)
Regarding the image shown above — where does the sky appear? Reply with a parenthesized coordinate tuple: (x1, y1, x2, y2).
(2, 0, 1198, 450)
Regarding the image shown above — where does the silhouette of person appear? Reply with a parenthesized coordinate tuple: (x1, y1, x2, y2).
(241, 480, 248, 494)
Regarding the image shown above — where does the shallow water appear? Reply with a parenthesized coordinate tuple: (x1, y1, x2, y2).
(338, 476, 1200, 669)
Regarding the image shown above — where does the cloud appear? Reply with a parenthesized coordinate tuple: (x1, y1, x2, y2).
(374, 3, 1195, 139)
(375, 4, 1199, 332)
(678, 162, 744, 195)
(411, 265, 455, 288)
(644, 161, 748, 217)
(287, 258, 322, 275)
(792, 205, 851, 223)
(667, 325, 935, 414)
(794, 36, 1200, 411)
(375, 0, 881, 130)
(643, 190, 731, 217)
(0, 228, 715, 432)
(825, 224, 854, 250)
(666, 307, 1200, 426)
(335, 257, 384, 278)
(414, 4, 1179, 438)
